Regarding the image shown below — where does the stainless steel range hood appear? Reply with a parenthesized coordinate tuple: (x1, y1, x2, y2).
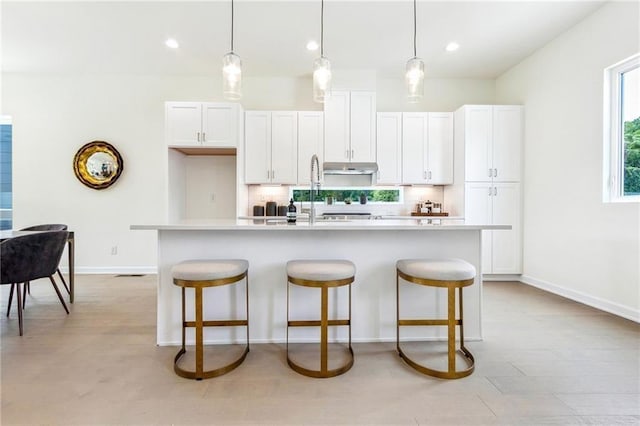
(323, 162, 379, 175)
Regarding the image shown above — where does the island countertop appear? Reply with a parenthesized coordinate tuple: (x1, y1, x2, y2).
(130, 219, 510, 231)
(132, 220, 509, 346)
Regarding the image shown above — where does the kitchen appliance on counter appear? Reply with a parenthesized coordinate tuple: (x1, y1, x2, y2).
(321, 212, 373, 220)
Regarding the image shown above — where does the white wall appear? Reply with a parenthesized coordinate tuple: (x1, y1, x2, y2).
(495, 1, 640, 320)
(2, 72, 494, 272)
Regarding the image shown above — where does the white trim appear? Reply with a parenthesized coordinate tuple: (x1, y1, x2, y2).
(58, 266, 157, 275)
(483, 274, 522, 282)
(520, 274, 640, 323)
(603, 53, 640, 203)
(156, 336, 483, 346)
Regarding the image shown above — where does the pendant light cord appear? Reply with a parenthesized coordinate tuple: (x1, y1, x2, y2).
(231, 0, 234, 52)
(320, 0, 324, 57)
(413, 0, 417, 58)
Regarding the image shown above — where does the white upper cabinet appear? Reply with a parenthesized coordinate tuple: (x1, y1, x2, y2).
(166, 102, 239, 148)
(376, 113, 402, 184)
(463, 105, 522, 182)
(401, 112, 454, 185)
(297, 111, 324, 185)
(324, 91, 376, 163)
(244, 111, 297, 184)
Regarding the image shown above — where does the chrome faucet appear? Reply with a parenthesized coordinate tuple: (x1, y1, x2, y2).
(310, 154, 321, 224)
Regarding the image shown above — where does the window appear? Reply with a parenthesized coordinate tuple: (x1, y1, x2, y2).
(604, 53, 640, 202)
(291, 188, 401, 204)
(0, 116, 12, 230)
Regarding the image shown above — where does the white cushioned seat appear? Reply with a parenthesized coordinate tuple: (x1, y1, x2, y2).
(287, 260, 355, 281)
(171, 259, 249, 281)
(396, 258, 476, 281)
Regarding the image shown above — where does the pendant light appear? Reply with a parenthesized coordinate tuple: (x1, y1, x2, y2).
(406, 0, 424, 102)
(313, 0, 331, 103)
(223, 0, 241, 100)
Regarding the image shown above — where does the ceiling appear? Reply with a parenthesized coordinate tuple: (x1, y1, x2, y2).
(2, 1, 606, 79)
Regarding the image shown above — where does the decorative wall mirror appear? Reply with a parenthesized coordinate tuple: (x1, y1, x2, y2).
(73, 141, 124, 190)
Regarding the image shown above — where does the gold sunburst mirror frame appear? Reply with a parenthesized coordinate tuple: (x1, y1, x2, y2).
(73, 141, 124, 190)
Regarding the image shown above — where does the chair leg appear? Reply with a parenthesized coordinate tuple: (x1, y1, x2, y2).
(56, 269, 70, 294)
(7, 283, 15, 317)
(26, 281, 31, 295)
(16, 282, 23, 336)
(22, 282, 28, 309)
(49, 276, 69, 314)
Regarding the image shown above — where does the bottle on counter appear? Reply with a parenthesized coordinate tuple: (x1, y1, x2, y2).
(287, 198, 297, 223)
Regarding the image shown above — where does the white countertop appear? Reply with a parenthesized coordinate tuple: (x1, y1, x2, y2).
(131, 219, 510, 231)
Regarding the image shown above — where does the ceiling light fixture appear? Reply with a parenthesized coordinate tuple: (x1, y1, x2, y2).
(313, 0, 331, 103)
(306, 40, 319, 51)
(222, 0, 241, 100)
(165, 38, 179, 49)
(446, 42, 460, 52)
(406, 0, 424, 103)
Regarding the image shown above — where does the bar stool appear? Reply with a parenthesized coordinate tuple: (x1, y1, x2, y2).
(396, 258, 476, 379)
(171, 259, 249, 380)
(286, 259, 355, 378)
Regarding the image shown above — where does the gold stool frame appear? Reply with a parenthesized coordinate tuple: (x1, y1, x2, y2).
(286, 275, 354, 378)
(396, 269, 475, 379)
(173, 271, 249, 380)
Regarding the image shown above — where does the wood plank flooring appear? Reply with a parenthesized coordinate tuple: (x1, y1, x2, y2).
(1, 275, 638, 425)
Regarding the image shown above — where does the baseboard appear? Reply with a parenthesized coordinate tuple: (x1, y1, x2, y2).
(59, 266, 158, 275)
(483, 274, 522, 281)
(520, 274, 640, 323)
(156, 336, 483, 346)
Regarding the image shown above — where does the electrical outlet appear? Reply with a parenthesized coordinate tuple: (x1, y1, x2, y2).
(111, 246, 118, 255)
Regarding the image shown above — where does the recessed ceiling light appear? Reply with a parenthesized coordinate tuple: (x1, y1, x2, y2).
(306, 40, 319, 51)
(445, 42, 460, 52)
(165, 38, 179, 49)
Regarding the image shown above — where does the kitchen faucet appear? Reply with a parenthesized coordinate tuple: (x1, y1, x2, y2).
(310, 154, 321, 224)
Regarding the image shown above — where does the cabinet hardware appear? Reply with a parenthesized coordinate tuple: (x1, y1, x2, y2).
(202, 132, 206, 142)
(488, 187, 492, 196)
(272, 170, 275, 179)
(423, 171, 427, 180)
(428, 171, 432, 180)
(494, 187, 498, 196)
(197, 132, 201, 142)
(488, 168, 492, 178)
(351, 149, 355, 159)
(267, 170, 270, 179)
(494, 168, 498, 178)
(346, 150, 349, 159)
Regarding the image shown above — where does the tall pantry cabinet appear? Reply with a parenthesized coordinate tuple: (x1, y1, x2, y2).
(457, 105, 523, 275)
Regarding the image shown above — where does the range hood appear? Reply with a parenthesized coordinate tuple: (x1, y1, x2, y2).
(323, 162, 379, 175)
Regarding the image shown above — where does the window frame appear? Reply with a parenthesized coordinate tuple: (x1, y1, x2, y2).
(603, 53, 640, 203)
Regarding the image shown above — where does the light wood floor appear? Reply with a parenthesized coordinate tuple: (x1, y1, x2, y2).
(1, 275, 639, 425)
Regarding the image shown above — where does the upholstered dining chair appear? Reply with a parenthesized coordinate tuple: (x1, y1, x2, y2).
(19, 224, 70, 296)
(1, 231, 70, 335)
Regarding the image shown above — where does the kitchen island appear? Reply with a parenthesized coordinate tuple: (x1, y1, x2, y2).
(131, 220, 510, 346)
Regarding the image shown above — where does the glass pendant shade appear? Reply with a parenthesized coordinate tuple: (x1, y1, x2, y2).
(222, 52, 242, 100)
(313, 56, 331, 103)
(406, 57, 424, 103)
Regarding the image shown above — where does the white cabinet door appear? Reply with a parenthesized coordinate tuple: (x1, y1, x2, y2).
(492, 106, 522, 182)
(350, 91, 376, 162)
(298, 112, 324, 185)
(464, 183, 493, 273)
(402, 113, 427, 184)
(464, 106, 493, 182)
(271, 111, 298, 184)
(491, 183, 522, 273)
(166, 102, 201, 146)
(427, 112, 453, 184)
(376, 113, 402, 184)
(244, 111, 271, 184)
(324, 91, 350, 162)
(202, 103, 238, 147)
